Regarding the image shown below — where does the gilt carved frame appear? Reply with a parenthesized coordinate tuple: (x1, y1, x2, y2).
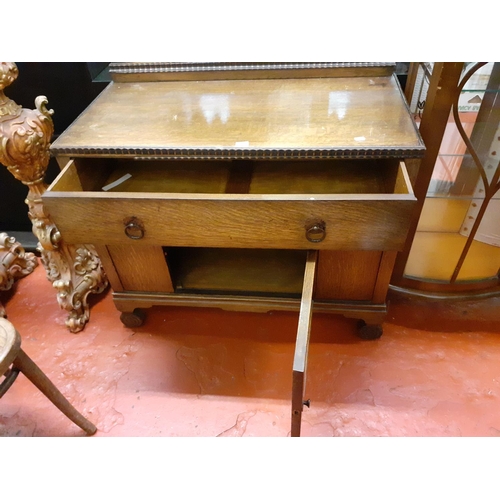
(0, 62, 108, 332)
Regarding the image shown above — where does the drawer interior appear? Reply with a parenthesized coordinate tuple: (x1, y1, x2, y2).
(165, 247, 306, 297)
(51, 157, 411, 195)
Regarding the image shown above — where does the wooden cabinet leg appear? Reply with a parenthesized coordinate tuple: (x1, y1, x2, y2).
(356, 320, 383, 340)
(120, 308, 146, 328)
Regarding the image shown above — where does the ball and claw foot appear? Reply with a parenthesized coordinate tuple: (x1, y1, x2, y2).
(356, 320, 383, 340)
(120, 309, 146, 327)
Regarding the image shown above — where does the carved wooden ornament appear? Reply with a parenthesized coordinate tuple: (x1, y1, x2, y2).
(0, 62, 108, 332)
(0, 232, 38, 317)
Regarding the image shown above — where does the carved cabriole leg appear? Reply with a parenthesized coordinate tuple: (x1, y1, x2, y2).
(0, 62, 108, 333)
(0, 232, 38, 317)
(40, 240, 109, 333)
(26, 183, 108, 332)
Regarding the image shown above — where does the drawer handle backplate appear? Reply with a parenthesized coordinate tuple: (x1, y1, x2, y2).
(305, 220, 326, 243)
(124, 217, 145, 240)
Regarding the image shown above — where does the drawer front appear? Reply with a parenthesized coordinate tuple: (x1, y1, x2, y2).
(43, 194, 415, 251)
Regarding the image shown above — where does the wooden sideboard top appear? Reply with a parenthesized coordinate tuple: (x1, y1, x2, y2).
(51, 73, 424, 160)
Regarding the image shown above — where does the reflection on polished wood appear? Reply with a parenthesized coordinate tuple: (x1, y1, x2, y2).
(51, 76, 424, 158)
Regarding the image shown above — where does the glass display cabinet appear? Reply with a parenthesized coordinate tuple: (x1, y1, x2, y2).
(394, 62, 500, 294)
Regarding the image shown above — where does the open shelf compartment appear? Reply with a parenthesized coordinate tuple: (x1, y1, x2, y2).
(166, 247, 307, 297)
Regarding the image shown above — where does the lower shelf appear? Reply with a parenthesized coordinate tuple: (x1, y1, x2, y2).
(166, 247, 307, 297)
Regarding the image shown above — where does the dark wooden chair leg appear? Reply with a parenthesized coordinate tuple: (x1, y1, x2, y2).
(12, 349, 97, 435)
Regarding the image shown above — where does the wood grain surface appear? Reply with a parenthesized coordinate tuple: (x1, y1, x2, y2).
(53, 157, 407, 195)
(168, 248, 306, 295)
(106, 245, 174, 293)
(43, 196, 415, 250)
(291, 250, 317, 437)
(51, 76, 423, 158)
(315, 250, 382, 300)
(44, 158, 415, 250)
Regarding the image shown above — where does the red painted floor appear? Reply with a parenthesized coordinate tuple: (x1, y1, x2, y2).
(1, 260, 500, 437)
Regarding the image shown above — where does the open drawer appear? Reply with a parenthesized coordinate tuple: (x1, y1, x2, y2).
(43, 157, 416, 251)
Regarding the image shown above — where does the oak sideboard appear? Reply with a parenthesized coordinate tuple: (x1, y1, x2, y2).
(42, 62, 423, 434)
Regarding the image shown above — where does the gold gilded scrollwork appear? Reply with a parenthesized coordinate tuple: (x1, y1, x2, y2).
(0, 232, 38, 317)
(0, 62, 108, 332)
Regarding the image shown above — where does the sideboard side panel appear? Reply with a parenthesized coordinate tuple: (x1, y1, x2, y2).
(106, 245, 174, 293)
(315, 250, 382, 301)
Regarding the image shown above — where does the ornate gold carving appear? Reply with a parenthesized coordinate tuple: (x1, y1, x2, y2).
(0, 92, 54, 184)
(52, 247, 108, 332)
(0, 232, 38, 317)
(0, 63, 108, 332)
(0, 63, 22, 118)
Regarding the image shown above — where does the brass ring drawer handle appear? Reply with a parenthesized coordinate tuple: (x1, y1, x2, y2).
(305, 220, 326, 243)
(124, 217, 145, 240)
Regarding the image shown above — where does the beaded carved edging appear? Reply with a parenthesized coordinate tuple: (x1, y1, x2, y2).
(50, 146, 426, 160)
(109, 62, 396, 75)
